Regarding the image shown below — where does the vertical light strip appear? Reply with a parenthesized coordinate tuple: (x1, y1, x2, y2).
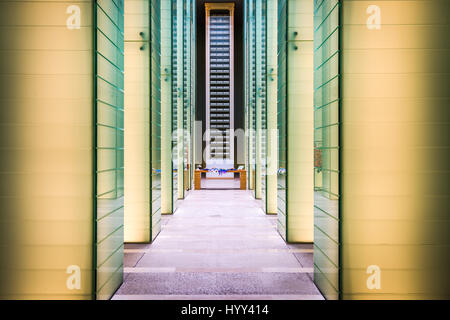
(244, 0, 249, 186)
(150, 0, 162, 240)
(249, 0, 256, 191)
(185, 0, 192, 190)
(177, 0, 184, 199)
(124, 0, 151, 243)
(255, 0, 263, 199)
(161, 0, 173, 214)
(277, 0, 288, 240)
(266, 0, 278, 214)
(285, 0, 314, 243)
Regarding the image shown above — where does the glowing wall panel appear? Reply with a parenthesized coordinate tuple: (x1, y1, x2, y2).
(266, 0, 278, 214)
(0, 0, 94, 299)
(161, 0, 173, 214)
(0, 0, 124, 299)
(124, 0, 161, 243)
(340, 0, 450, 299)
(286, 0, 314, 242)
(277, 0, 314, 243)
(124, 0, 151, 243)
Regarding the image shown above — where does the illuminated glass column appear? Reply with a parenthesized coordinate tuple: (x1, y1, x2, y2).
(150, 1, 162, 239)
(0, 0, 124, 299)
(170, 0, 185, 204)
(177, 0, 185, 199)
(314, 0, 450, 299)
(124, 0, 161, 243)
(266, 0, 278, 214)
(183, 0, 193, 191)
(247, 1, 256, 191)
(161, 0, 174, 214)
(255, 0, 267, 201)
(277, 0, 314, 242)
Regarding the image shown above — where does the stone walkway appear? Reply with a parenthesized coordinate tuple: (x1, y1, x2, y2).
(112, 189, 323, 300)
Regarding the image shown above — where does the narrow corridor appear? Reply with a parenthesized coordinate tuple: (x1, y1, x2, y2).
(113, 190, 323, 300)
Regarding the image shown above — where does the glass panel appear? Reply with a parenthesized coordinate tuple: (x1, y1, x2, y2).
(96, 0, 124, 300)
(313, 0, 340, 300)
(183, 0, 191, 190)
(277, 0, 287, 240)
(171, 0, 179, 207)
(248, 0, 257, 194)
(151, 0, 162, 240)
(258, 0, 267, 206)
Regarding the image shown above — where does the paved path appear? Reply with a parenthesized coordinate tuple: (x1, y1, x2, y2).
(113, 189, 323, 300)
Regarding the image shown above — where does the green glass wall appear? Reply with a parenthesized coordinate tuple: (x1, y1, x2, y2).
(171, 0, 180, 206)
(171, 0, 187, 204)
(95, 0, 125, 300)
(255, 0, 267, 203)
(247, 0, 257, 193)
(277, 0, 288, 240)
(190, 1, 196, 185)
(161, 0, 173, 214)
(313, 0, 340, 300)
(183, 0, 192, 191)
(244, 0, 249, 182)
(266, 0, 278, 214)
(150, 0, 162, 240)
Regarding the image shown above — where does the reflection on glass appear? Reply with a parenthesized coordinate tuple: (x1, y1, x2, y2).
(258, 0, 267, 206)
(96, 0, 124, 300)
(248, 0, 257, 194)
(172, 0, 179, 208)
(151, 0, 162, 240)
(313, 0, 340, 300)
(277, 0, 287, 240)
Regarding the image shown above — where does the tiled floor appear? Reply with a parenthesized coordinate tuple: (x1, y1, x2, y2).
(112, 189, 323, 300)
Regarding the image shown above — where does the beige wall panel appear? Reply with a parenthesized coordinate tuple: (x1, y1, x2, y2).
(341, 0, 450, 299)
(0, 0, 94, 299)
(287, 1, 314, 242)
(124, 0, 151, 242)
